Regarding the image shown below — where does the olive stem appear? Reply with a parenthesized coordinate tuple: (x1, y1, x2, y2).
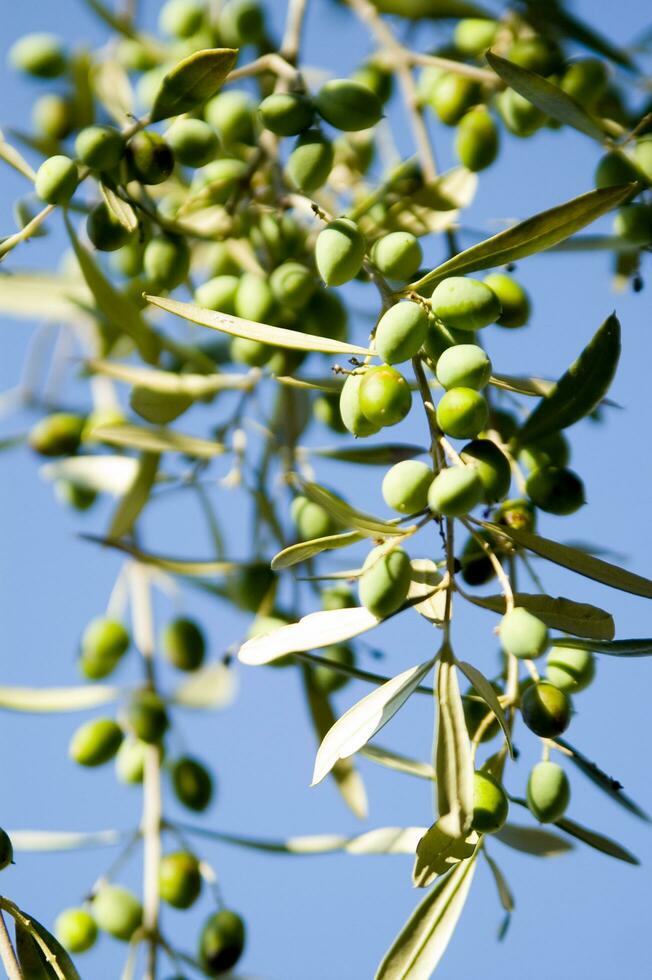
(412, 355, 445, 471)
(281, 0, 309, 64)
(0, 911, 22, 980)
(460, 519, 514, 612)
(228, 52, 298, 83)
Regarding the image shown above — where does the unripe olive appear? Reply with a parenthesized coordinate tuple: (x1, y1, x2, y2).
(460, 438, 511, 503)
(69, 718, 123, 767)
(471, 771, 509, 834)
(316, 79, 383, 131)
(518, 431, 570, 471)
(436, 387, 488, 439)
(9, 33, 66, 78)
(455, 107, 499, 172)
(92, 885, 142, 942)
(159, 852, 201, 909)
(259, 92, 314, 136)
(594, 150, 641, 190)
(80, 617, 130, 680)
(55, 908, 97, 954)
(371, 233, 422, 280)
(286, 128, 334, 192)
(507, 37, 562, 76)
(226, 562, 276, 612)
(230, 336, 273, 367)
(270, 261, 314, 310)
(87, 202, 132, 252)
(126, 691, 169, 743)
(303, 288, 348, 341)
(144, 236, 190, 291)
(313, 392, 347, 434)
(172, 756, 213, 811)
(489, 409, 519, 442)
(193, 158, 248, 204)
(483, 273, 530, 328)
(116, 38, 159, 72)
(352, 61, 393, 103)
(291, 495, 334, 540)
(315, 217, 366, 287)
(235, 272, 277, 323)
(166, 118, 219, 168)
(459, 532, 497, 586)
(521, 681, 571, 737)
(463, 681, 501, 740)
(34, 156, 78, 205)
(545, 645, 595, 694)
(495, 497, 536, 532)
(311, 645, 355, 694)
(29, 412, 85, 456)
(115, 737, 147, 784)
(526, 466, 585, 516)
(358, 545, 412, 618)
(322, 585, 356, 610)
(205, 91, 256, 146)
(195, 275, 240, 314)
(159, 0, 204, 38)
(634, 136, 652, 183)
(422, 319, 468, 363)
(527, 761, 570, 823)
(435, 344, 491, 390)
(219, 0, 265, 45)
(382, 460, 433, 514)
(429, 74, 480, 126)
(560, 58, 609, 110)
(431, 276, 501, 331)
(339, 374, 381, 437)
(359, 365, 412, 428)
(205, 241, 241, 277)
(126, 131, 175, 185)
(54, 480, 97, 512)
(454, 18, 498, 57)
(496, 88, 546, 137)
(110, 239, 146, 278)
(613, 204, 652, 246)
(199, 909, 245, 975)
(75, 126, 124, 170)
(374, 301, 428, 365)
(0, 831, 13, 872)
(32, 94, 75, 140)
(427, 465, 484, 517)
(162, 617, 206, 672)
(499, 607, 549, 660)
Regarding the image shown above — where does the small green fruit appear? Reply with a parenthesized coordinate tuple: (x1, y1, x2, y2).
(507, 37, 562, 76)
(315, 217, 366, 287)
(235, 272, 277, 323)
(285, 128, 334, 192)
(115, 738, 147, 784)
(526, 466, 585, 515)
(471, 771, 509, 833)
(521, 681, 571, 737)
(495, 497, 536, 532)
(613, 204, 652, 246)
(92, 885, 142, 942)
(560, 58, 609, 109)
(431, 276, 501, 331)
(195, 275, 240, 314)
(193, 157, 249, 204)
(422, 320, 469, 363)
(313, 392, 347, 433)
(219, 0, 265, 45)
(455, 107, 499, 172)
(205, 91, 256, 146)
(429, 73, 480, 126)
(371, 232, 422, 280)
(358, 546, 412, 618)
(32, 94, 75, 140)
(463, 682, 501, 741)
(29, 413, 84, 456)
(35, 155, 78, 205)
(80, 617, 129, 680)
(205, 241, 240, 277)
(427, 466, 484, 517)
(159, 0, 204, 37)
(10, 33, 66, 78)
(159, 852, 201, 909)
(259, 92, 314, 136)
(162, 617, 206, 672)
(499, 607, 549, 660)
(359, 365, 412, 428)
(110, 240, 146, 277)
(55, 908, 97, 953)
(311, 645, 355, 694)
(75, 126, 124, 170)
(545, 645, 595, 694)
(352, 61, 393, 103)
(518, 431, 570, 471)
(496, 88, 546, 137)
(126, 691, 169, 743)
(303, 288, 348, 341)
(374, 301, 428, 364)
(435, 344, 491, 390)
(382, 460, 432, 514)
(126, 131, 175, 185)
(270, 261, 314, 310)
(144, 236, 191, 291)
(460, 438, 511, 503)
(454, 18, 498, 57)
(230, 336, 273, 367)
(226, 563, 275, 612)
(339, 373, 381, 437)
(527, 761, 570, 823)
(321, 585, 356, 610)
(634, 136, 652, 183)
(594, 150, 641, 189)
(0, 831, 13, 871)
(459, 532, 498, 587)
(483, 273, 530, 328)
(316, 78, 383, 131)
(291, 495, 334, 540)
(69, 718, 123, 767)
(87, 202, 132, 252)
(436, 387, 488, 439)
(199, 909, 245, 975)
(166, 118, 219, 168)
(172, 756, 213, 811)
(54, 480, 97, 512)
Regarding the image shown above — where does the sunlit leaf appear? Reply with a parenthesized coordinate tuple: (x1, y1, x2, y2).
(0, 272, 91, 321)
(92, 58, 134, 124)
(271, 530, 364, 571)
(457, 661, 514, 757)
(312, 444, 427, 466)
(173, 662, 236, 710)
(489, 373, 553, 397)
(299, 481, 408, 537)
(0, 204, 54, 259)
(413, 822, 478, 887)
(81, 535, 240, 575)
(463, 592, 615, 640)
(99, 181, 138, 232)
(179, 824, 427, 856)
(108, 452, 159, 539)
(40, 455, 139, 496)
(150, 48, 239, 123)
(382, 168, 478, 237)
(361, 744, 435, 781)
(0, 685, 120, 712)
(408, 560, 446, 624)
(495, 823, 573, 857)
(94, 423, 224, 459)
(239, 607, 382, 666)
(0, 129, 36, 181)
(436, 648, 474, 839)
(9, 829, 127, 851)
(87, 358, 251, 398)
(554, 738, 650, 822)
(555, 816, 639, 865)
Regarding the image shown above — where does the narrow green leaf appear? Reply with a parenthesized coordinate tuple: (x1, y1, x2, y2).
(9, 829, 127, 852)
(239, 606, 382, 666)
(312, 444, 427, 466)
(87, 358, 251, 398)
(436, 648, 475, 838)
(271, 530, 364, 571)
(99, 181, 138, 232)
(413, 822, 478, 887)
(554, 738, 650, 822)
(178, 823, 426, 856)
(17, 919, 58, 978)
(173, 662, 236, 710)
(408, 559, 446, 625)
(553, 637, 652, 657)
(0, 272, 91, 321)
(382, 168, 478, 237)
(94, 423, 224, 459)
(457, 661, 514, 757)
(0, 129, 36, 181)
(108, 451, 160, 539)
(520, 0, 635, 70)
(0, 900, 80, 980)
(489, 373, 553, 397)
(91, 59, 134, 124)
(495, 823, 573, 857)
(361, 744, 435, 781)
(299, 481, 408, 537)
(483, 850, 515, 912)
(41, 455, 140, 496)
(0, 685, 120, 712)
(151, 48, 239, 122)
(555, 816, 639, 865)
(273, 374, 343, 392)
(81, 535, 240, 575)
(0, 204, 54, 259)
(463, 592, 615, 641)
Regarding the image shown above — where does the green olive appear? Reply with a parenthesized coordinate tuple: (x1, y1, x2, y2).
(453, 18, 498, 57)
(545, 645, 595, 694)
(116, 38, 159, 72)
(10, 32, 66, 78)
(79, 617, 130, 680)
(634, 136, 652, 183)
(290, 495, 335, 540)
(193, 157, 249, 204)
(315, 78, 383, 131)
(166, 118, 219, 168)
(226, 562, 276, 612)
(507, 37, 562, 76)
(371, 233, 422, 280)
(230, 336, 273, 367)
(75, 125, 124, 170)
(427, 465, 484, 517)
(488, 409, 519, 442)
(315, 217, 366, 287)
(430, 276, 501, 331)
(352, 61, 393, 103)
(29, 412, 85, 456)
(613, 204, 652, 246)
(435, 344, 491, 390)
(110, 240, 146, 277)
(54, 480, 97, 512)
(162, 617, 206, 671)
(436, 387, 488, 439)
(199, 909, 246, 975)
(429, 73, 480, 126)
(594, 150, 641, 191)
(195, 275, 240, 313)
(455, 107, 499, 172)
(285, 128, 334, 192)
(219, 0, 265, 46)
(422, 319, 468, 363)
(32, 94, 75, 140)
(496, 88, 546, 137)
(0, 831, 13, 872)
(499, 606, 549, 660)
(321, 585, 356, 610)
(459, 532, 498, 587)
(339, 374, 381, 437)
(495, 497, 536, 532)
(526, 466, 585, 515)
(358, 545, 412, 618)
(126, 691, 169, 744)
(521, 681, 571, 737)
(234, 272, 277, 324)
(159, 0, 204, 37)
(259, 92, 314, 136)
(92, 885, 142, 942)
(303, 288, 348, 341)
(115, 737, 147, 785)
(159, 852, 202, 909)
(313, 392, 348, 433)
(526, 761, 570, 823)
(471, 771, 509, 833)
(87, 202, 132, 252)
(359, 365, 412, 428)
(518, 431, 570, 471)
(171, 756, 214, 811)
(55, 908, 97, 953)
(205, 241, 241, 277)
(483, 273, 531, 328)
(144, 236, 190, 290)
(270, 261, 315, 310)
(205, 91, 257, 146)
(127, 131, 175, 185)
(463, 681, 501, 740)
(374, 301, 428, 364)
(460, 438, 511, 502)
(311, 645, 355, 694)
(69, 718, 123, 767)
(560, 58, 609, 110)
(34, 155, 78, 205)
(382, 460, 433, 514)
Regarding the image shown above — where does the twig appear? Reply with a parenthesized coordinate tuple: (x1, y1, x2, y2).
(0, 911, 22, 980)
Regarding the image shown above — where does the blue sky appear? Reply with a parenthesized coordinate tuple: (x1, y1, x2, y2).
(0, 1, 651, 978)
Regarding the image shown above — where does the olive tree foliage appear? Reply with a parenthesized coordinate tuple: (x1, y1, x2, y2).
(1, 0, 651, 976)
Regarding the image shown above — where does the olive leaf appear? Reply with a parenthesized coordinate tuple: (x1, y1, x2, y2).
(477, 521, 652, 600)
(239, 607, 382, 667)
(483, 849, 514, 941)
(271, 530, 365, 571)
(177, 824, 426, 856)
(299, 480, 408, 537)
(381, 168, 478, 237)
(40, 455, 140, 496)
(0, 899, 80, 980)
(457, 660, 514, 757)
(361, 743, 435, 781)
(515, 314, 621, 445)
(554, 738, 650, 822)
(0, 272, 91, 321)
(87, 358, 251, 398)
(108, 451, 160, 539)
(0, 685, 120, 712)
(150, 47, 239, 123)
(489, 373, 554, 397)
(408, 559, 447, 624)
(311, 659, 436, 785)
(0, 204, 54, 260)
(94, 423, 225, 459)
(16, 918, 58, 979)
(173, 662, 237, 710)
(409, 184, 634, 292)
(146, 293, 372, 356)
(99, 180, 138, 232)
(0, 128, 36, 181)
(413, 822, 478, 887)
(495, 823, 573, 857)
(9, 829, 126, 852)
(486, 51, 608, 141)
(463, 592, 615, 640)
(273, 374, 343, 392)
(81, 535, 241, 576)
(373, 1, 491, 18)
(436, 648, 475, 839)
(375, 853, 478, 980)
(555, 816, 639, 865)
(552, 637, 652, 657)
(519, 0, 635, 70)
(91, 58, 134, 124)
(311, 444, 427, 466)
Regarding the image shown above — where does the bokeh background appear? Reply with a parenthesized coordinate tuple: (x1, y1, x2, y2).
(1, 1, 651, 978)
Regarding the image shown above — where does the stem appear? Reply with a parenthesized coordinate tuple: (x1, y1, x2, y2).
(0, 912, 22, 980)
(281, 0, 308, 63)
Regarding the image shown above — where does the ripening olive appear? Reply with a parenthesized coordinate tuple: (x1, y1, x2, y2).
(172, 756, 213, 811)
(322, 585, 356, 610)
(454, 18, 498, 57)
(507, 37, 562, 76)
(374, 301, 428, 364)
(311, 645, 355, 694)
(431, 276, 501, 331)
(382, 460, 433, 514)
(518, 431, 570, 471)
(429, 74, 480, 126)
(115, 737, 147, 784)
(234, 272, 277, 324)
(488, 409, 519, 442)
(270, 261, 314, 310)
(526, 466, 585, 515)
(527, 761, 570, 823)
(195, 275, 240, 314)
(315, 217, 366, 287)
(359, 365, 412, 428)
(613, 204, 652, 246)
(422, 320, 468, 363)
(79, 617, 130, 680)
(35, 155, 78, 205)
(496, 88, 546, 137)
(32, 93, 75, 140)
(545, 645, 595, 694)
(159, 0, 204, 38)
(162, 617, 206, 672)
(358, 545, 412, 618)
(352, 61, 393, 103)
(127, 131, 174, 185)
(116, 38, 159, 72)
(463, 681, 501, 741)
(87, 202, 132, 252)
(315, 78, 383, 131)
(339, 373, 381, 437)
(303, 288, 348, 341)
(29, 412, 85, 456)
(460, 438, 511, 502)
(436, 387, 488, 439)
(291, 495, 334, 540)
(230, 336, 273, 367)
(521, 681, 571, 737)
(313, 392, 347, 433)
(205, 241, 241, 277)
(126, 691, 169, 744)
(455, 107, 499, 172)
(499, 607, 549, 660)
(110, 239, 146, 277)
(54, 480, 97, 512)
(250, 211, 303, 263)
(219, 0, 265, 46)
(435, 344, 491, 390)
(199, 909, 245, 975)
(69, 718, 123, 767)
(459, 532, 497, 586)
(165, 118, 219, 168)
(205, 91, 257, 146)
(259, 92, 314, 136)
(144, 236, 191, 290)
(55, 908, 97, 954)
(495, 497, 536, 532)
(193, 158, 248, 204)
(9, 32, 66, 78)
(92, 885, 142, 942)
(226, 563, 275, 612)
(594, 150, 641, 189)
(75, 125, 124, 170)
(159, 852, 202, 909)
(131, 387, 192, 424)
(427, 465, 484, 517)
(483, 273, 531, 328)
(285, 128, 334, 191)
(371, 233, 423, 280)
(634, 136, 652, 183)
(560, 58, 609, 110)
(471, 771, 509, 833)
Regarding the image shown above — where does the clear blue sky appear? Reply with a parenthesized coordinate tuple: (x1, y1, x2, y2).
(1, 1, 651, 978)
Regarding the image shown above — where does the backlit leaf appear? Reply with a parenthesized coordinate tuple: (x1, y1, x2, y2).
(0, 272, 91, 321)
(299, 481, 408, 537)
(239, 606, 381, 666)
(108, 451, 159, 539)
(94, 423, 224, 459)
(435, 648, 474, 839)
(173, 662, 236, 710)
(413, 822, 478, 887)
(464, 592, 615, 640)
(0, 899, 80, 980)
(92, 58, 134, 124)
(554, 738, 650, 822)
(312, 444, 427, 466)
(151, 48, 239, 122)
(40, 455, 139, 496)
(99, 181, 138, 232)
(408, 559, 446, 624)
(555, 816, 639, 865)
(81, 535, 240, 576)
(10, 829, 126, 852)
(0, 129, 36, 181)
(457, 661, 514, 757)
(271, 530, 364, 571)
(495, 823, 573, 857)
(0, 685, 120, 712)
(361, 744, 435, 781)
(87, 358, 251, 398)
